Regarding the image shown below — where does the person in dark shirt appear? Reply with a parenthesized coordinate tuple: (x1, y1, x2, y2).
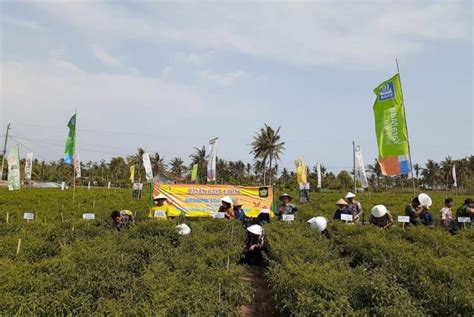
(333, 199, 351, 221)
(405, 194, 432, 226)
(232, 199, 247, 222)
(276, 193, 298, 220)
(369, 205, 394, 229)
(243, 224, 267, 265)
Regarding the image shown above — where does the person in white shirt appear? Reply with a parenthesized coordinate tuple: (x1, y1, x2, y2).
(440, 198, 454, 233)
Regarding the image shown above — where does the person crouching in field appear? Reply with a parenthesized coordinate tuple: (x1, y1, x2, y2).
(440, 198, 455, 233)
(308, 216, 331, 238)
(276, 193, 298, 220)
(456, 199, 474, 227)
(369, 205, 394, 229)
(345, 192, 363, 222)
(243, 224, 267, 265)
(111, 210, 134, 231)
(148, 194, 172, 220)
(405, 193, 433, 226)
(333, 199, 352, 221)
(219, 196, 234, 219)
(232, 199, 247, 223)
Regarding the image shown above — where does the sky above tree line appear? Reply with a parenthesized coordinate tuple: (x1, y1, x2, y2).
(1, 1, 472, 173)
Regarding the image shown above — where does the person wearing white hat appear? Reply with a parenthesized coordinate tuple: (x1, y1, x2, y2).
(218, 196, 234, 219)
(276, 193, 298, 220)
(256, 208, 271, 225)
(345, 192, 363, 222)
(308, 216, 331, 238)
(244, 224, 266, 265)
(405, 193, 433, 226)
(369, 205, 394, 229)
(176, 223, 191, 235)
(148, 193, 179, 219)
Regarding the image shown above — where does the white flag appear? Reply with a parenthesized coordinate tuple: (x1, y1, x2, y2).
(142, 153, 153, 181)
(452, 165, 457, 188)
(316, 163, 322, 189)
(25, 152, 33, 181)
(7, 146, 21, 191)
(354, 145, 369, 188)
(207, 138, 218, 182)
(73, 154, 81, 178)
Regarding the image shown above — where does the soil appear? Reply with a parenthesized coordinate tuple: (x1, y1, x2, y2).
(239, 265, 274, 317)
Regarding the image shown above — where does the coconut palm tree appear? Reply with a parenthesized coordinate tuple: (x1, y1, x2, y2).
(189, 146, 207, 183)
(169, 157, 186, 179)
(151, 152, 167, 176)
(250, 124, 285, 185)
(421, 160, 441, 189)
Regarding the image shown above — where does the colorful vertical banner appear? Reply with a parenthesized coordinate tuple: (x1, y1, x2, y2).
(373, 74, 411, 176)
(354, 145, 369, 188)
(207, 138, 218, 182)
(295, 157, 308, 184)
(24, 152, 33, 181)
(73, 154, 81, 178)
(142, 153, 153, 181)
(191, 164, 198, 182)
(129, 166, 135, 183)
(316, 163, 322, 189)
(7, 145, 20, 191)
(64, 114, 76, 164)
(452, 165, 457, 188)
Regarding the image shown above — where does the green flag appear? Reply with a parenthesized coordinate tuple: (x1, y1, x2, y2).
(373, 74, 411, 176)
(64, 114, 76, 164)
(7, 145, 20, 191)
(191, 164, 198, 182)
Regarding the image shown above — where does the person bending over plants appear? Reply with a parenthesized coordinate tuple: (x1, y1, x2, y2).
(405, 193, 433, 226)
(369, 205, 394, 229)
(111, 210, 134, 231)
(243, 224, 267, 266)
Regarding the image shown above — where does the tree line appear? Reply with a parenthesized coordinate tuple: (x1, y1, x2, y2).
(1, 124, 473, 192)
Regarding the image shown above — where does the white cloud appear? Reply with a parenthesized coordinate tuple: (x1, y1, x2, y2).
(92, 46, 122, 67)
(175, 51, 214, 65)
(199, 70, 246, 87)
(1, 15, 43, 31)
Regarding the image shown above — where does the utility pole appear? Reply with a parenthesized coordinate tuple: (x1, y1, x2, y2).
(0, 123, 12, 180)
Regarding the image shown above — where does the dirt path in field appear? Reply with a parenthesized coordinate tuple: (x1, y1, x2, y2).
(239, 266, 274, 317)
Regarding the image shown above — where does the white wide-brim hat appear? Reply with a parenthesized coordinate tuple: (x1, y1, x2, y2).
(371, 205, 388, 218)
(247, 224, 263, 235)
(418, 193, 432, 208)
(307, 216, 328, 232)
(154, 194, 167, 200)
(221, 196, 233, 204)
(259, 208, 270, 214)
(176, 223, 191, 235)
(345, 192, 356, 199)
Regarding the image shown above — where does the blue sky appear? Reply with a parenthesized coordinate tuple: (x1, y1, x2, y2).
(1, 1, 472, 173)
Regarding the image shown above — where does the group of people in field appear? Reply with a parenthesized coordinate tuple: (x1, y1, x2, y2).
(110, 191, 474, 265)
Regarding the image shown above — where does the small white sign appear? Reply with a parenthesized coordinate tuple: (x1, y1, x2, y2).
(23, 212, 34, 220)
(154, 210, 166, 218)
(398, 216, 410, 223)
(457, 217, 471, 223)
(107, 181, 111, 189)
(61, 182, 65, 190)
(212, 212, 226, 219)
(341, 214, 353, 222)
(82, 213, 96, 220)
(282, 214, 295, 222)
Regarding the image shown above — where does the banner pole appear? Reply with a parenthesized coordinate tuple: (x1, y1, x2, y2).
(352, 141, 356, 193)
(72, 109, 77, 202)
(396, 59, 416, 196)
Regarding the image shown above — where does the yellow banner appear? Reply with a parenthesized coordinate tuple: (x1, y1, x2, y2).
(153, 184, 274, 218)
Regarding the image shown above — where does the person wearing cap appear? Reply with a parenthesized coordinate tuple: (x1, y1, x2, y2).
(405, 193, 432, 226)
(276, 193, 298, 220)
(243, 224, 267, 265)
(345, 192, 363, 222)
(308, 216, 331, 238)
(333, 198, 352, 221)
(148, 194, 173, 220)
(218, 196, 234, 219)
(232, 199, 247, 222)
(369, 205, 394, 229)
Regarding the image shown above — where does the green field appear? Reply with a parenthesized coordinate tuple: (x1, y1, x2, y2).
(0, 188, 473, 316)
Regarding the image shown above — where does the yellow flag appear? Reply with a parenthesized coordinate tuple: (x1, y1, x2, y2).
(130, 166, 135, 182)
(295, 157, 307, 184)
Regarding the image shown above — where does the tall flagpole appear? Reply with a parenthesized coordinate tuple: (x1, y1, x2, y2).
(72, 109, 77, 202)
(396, 59, 416, 196)
(352, 141, 357, 193)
